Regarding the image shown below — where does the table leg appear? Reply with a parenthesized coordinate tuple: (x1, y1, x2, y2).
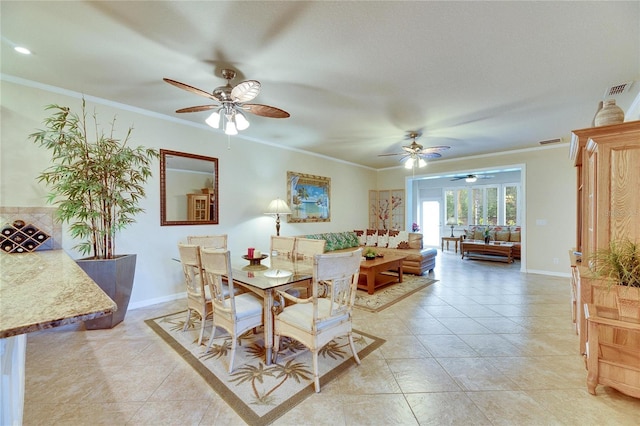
(367, 268, 376, 295)
(398, 260, 404, 283)
(263, 290, 274, 365)
(441, 239, 444, 251)
(455, 240, 459, 253)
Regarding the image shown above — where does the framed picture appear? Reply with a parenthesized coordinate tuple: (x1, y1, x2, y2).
(287, 171, 330, 223)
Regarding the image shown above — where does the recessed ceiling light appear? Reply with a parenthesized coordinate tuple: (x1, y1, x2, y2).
(14, 46, 31, 55)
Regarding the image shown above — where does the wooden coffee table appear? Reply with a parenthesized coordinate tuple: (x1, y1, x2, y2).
(461, 241, 514, 263)
(358, 254, 407, 295)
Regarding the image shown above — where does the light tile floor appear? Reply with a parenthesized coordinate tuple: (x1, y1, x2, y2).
(23, 250, 640, 425)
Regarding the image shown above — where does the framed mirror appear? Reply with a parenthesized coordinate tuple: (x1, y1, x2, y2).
(160, 149, 219, 226)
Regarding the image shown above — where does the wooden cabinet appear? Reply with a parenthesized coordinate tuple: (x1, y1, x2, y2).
(570, 121, 640, 261)
(187, 194, 210, 221)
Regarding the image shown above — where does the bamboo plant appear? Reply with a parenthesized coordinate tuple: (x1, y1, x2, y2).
(30, 99, 159, 259)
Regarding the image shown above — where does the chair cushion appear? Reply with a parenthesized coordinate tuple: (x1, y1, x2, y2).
(377, 229, 389, 248)
(278, 298, 349, 332)
(225, 293, 263, 318)
(365, 229, 378, 246)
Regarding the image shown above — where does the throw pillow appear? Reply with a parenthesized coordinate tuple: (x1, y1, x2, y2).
(472, 226, 484, 240)
(387, 230, 409, 249)
(494, 226, 510, 242)
(366, 229, 378, 246)
(377, 229, 389, 248)
(509, 226, 521, 242)
(354, 230, 367, 246)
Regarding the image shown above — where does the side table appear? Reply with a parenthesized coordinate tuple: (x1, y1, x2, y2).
(441, 236, 460, 253)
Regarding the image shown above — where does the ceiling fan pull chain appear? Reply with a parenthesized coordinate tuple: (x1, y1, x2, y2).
(227, 135, 231, 150)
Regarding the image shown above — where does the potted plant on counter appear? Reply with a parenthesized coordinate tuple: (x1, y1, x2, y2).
(30, 99, 159, 329)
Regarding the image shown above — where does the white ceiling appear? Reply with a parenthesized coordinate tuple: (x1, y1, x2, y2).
(2, 1, 639, 170)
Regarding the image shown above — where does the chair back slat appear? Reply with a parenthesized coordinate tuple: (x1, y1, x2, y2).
(313, 248, 362, 322)
(271, 235, 296, 258)
(200, 248, 236, 313)
(294, 237, 326, 260)
(187, 234, 228, 249)
(177, 243, 205, 299)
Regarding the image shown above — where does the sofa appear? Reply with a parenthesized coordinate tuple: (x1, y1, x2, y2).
(300, 230, 437, 275)
(464, 225, 521, 259)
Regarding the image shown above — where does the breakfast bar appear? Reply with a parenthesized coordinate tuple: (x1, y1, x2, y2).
(0, 250, 117, 425)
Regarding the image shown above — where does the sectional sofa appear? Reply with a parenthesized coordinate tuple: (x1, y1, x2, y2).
(464, 225, 522, 259)
(301, 230, 437, 275)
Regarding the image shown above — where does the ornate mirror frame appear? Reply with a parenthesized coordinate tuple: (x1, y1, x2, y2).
(160, 149, 219, 226)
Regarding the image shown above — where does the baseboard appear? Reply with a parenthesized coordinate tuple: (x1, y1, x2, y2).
(128, 292, 185, 310)
(525, 269, 571, 278)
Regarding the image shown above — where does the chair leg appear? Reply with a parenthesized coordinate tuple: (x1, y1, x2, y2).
(313, 351, 320, 393)
(197, 314, 206, 346)
(183, 309, 192, 332)
(348, 332, 361, 365)
(228, 336, 237, 374)
(273, 334, 280, 363)
(205, 318, 217, 353)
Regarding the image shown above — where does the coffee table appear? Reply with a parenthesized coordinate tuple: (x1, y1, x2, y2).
(358, 254, 407, 294)
(461, 241, 514, 263)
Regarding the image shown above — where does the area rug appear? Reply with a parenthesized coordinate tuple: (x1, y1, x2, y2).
(354, 274, 438, 312)
(145, 311, 385, 426)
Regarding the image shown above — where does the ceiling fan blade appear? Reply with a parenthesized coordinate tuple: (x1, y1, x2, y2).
(244, 104, 290, 118)
(175, 105, 219, 113)
(231, 80, 261, 103)
(163, 78, 217, 101)
(421, 152, 443, 159)
(420, 145, 451, 153)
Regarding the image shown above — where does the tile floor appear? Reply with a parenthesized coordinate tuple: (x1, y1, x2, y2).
(23, 250, 640, 425)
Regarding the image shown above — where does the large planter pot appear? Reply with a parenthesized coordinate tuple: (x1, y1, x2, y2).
(76, 254, 137, 329)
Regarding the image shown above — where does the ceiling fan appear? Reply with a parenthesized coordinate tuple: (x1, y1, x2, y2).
(450, 174, 495, 182)
(378, 131, 450, 169)
(163, 69, 290, 135)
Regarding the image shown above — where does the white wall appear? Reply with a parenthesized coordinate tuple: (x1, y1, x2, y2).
(376, 146, 576, 276)
(1, 80, 377, 306)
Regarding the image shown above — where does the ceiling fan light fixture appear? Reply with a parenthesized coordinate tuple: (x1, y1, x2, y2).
(224, 114, 238, 135)
(418, 158, 427, 168)
(465, 176, 477, 183)
(205, 109, 221, 128)
(235, 110, 250, 130)
(404, 157, 415, 169)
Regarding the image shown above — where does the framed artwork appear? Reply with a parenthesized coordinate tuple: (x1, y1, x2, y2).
(369, 189, 404, 230)
(287, 171, 330, 223)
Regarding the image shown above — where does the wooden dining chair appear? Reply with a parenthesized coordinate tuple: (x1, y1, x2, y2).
(271, 235, 296, 258)
(273, 248, 362, 392)
(177, 243, 212, 345)
(293, 237, 326, 260)
(200, 248, 264, 373)
(187, 234, 228, 249)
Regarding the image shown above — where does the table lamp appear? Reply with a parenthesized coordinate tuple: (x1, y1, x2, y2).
(446, 218, 457, 237)
(265, 198, 292, 236)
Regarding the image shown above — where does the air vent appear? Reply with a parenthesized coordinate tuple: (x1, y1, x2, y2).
(604, 81, 633, 97)
(539, 138, 562, 145)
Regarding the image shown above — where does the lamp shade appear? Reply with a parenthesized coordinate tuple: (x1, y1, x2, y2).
(265, 198, 292, 215)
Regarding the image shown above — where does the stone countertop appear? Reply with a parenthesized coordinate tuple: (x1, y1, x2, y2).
(0, 250, 117, 338)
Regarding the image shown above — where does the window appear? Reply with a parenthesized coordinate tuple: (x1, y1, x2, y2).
(445, 183, 519, 226)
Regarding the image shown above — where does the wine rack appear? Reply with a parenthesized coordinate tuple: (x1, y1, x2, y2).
(1, 220, 51, 253)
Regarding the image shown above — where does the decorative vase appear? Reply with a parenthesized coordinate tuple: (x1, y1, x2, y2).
(594, 99, 624, 127)
(591, 100, 603, 127)
(484, 237, 490, 244)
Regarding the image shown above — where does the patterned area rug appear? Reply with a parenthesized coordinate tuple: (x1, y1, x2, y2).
(145, 311, 385, 426)
(354, 274, 438, 312)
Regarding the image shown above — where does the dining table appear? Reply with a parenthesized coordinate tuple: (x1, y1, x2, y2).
(229, 254, 313, 365)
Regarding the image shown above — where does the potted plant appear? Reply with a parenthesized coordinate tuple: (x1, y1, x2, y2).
(589, 238, 640, 289)
(364, 248, 377, 260)
(30, 99, 158, 329)
(483, 228, 491, 244)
